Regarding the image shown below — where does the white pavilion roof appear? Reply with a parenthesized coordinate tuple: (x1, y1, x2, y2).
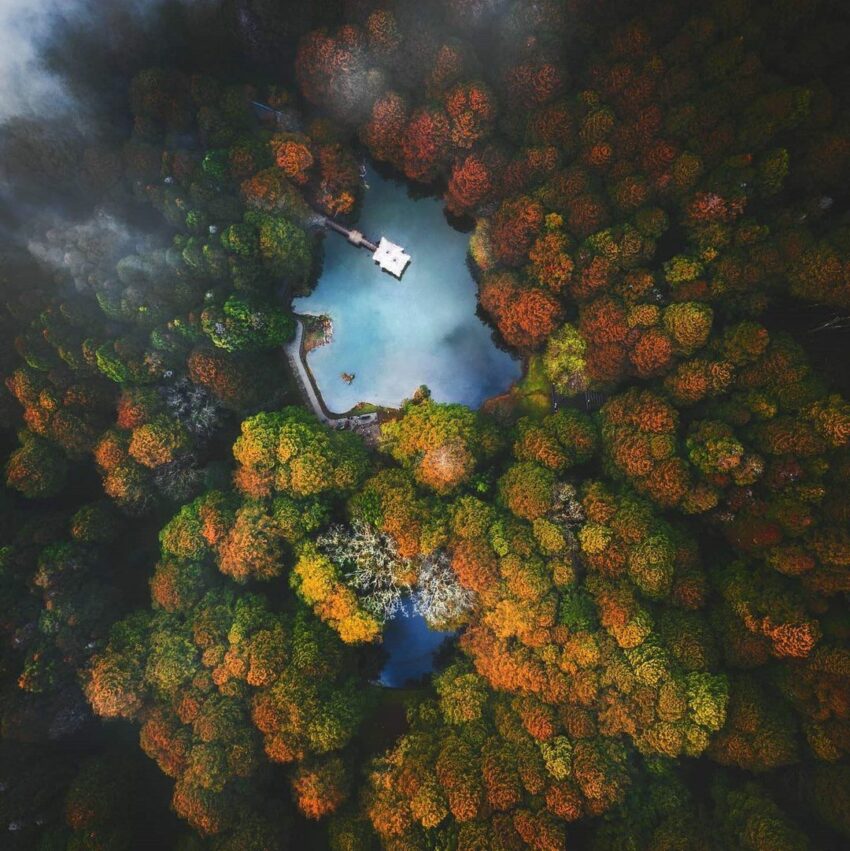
(373, 237, 411, 279)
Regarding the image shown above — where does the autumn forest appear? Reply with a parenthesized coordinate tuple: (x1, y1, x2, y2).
(1, 1, 850, 849)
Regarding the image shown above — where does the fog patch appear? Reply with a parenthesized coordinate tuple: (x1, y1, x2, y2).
(26, 208, 157, 293)
(0, 0, 214, 124)
(0, 0, 88, 123)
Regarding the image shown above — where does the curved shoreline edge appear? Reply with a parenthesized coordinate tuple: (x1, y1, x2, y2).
(285, 314, 529, 427)
(284, 316, 344, 423)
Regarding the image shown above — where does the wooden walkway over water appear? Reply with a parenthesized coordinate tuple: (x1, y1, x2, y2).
(323, 218, 378, 252)
(321, 217, 411, 279)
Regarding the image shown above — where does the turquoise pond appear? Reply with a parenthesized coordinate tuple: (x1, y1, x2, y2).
(293, 165, 522, 412)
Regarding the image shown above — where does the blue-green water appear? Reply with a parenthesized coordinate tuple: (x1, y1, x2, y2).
(293, 166, 521, 412)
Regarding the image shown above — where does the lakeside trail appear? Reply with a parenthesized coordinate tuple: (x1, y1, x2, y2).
(284, 318, 381, 443)
(284, 317, 332, 424)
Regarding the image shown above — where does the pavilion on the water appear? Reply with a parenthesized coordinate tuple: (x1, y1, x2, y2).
(323, 219, 411, 280)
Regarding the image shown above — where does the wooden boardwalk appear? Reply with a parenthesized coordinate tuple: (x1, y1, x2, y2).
(324, 218, 378, 252)
(321, 217, 411, 279)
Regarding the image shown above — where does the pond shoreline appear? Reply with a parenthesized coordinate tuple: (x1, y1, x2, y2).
(284, 315, 385, 444)
(286, 311, 538, 431)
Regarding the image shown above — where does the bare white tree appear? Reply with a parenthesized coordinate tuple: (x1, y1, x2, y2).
(317, 522, 413, 621)
(318, 523, 475, 629)
(413, 549, 474, 630)
(551, 483, 584, 529)
(162, 378, 222, 438)
(153, 454, 202, 502)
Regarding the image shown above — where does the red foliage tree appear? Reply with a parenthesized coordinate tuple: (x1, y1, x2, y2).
(296, 26, 376, 124)
(505, 62, 565, 108)
(444, 81, 496, 151)
(445, 152, 494, 216)
(479, 272, 562, 350)
(360, 91, 408, 170)
(402, 107, 451, 183)
(491, 196, 545, 267)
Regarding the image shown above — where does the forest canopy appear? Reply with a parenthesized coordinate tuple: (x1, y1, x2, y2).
(1, 0, 850, 849)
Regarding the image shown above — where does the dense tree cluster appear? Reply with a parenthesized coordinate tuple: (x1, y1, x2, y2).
(3, 61, 362, 518)
(86, 578, 366, 840)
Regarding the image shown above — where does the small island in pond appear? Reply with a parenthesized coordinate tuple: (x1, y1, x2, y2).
(300, 312, 333, 354)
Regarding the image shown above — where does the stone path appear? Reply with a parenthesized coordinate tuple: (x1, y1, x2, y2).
(284, 318, 380, 437)
(284, 318, 332, 423)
